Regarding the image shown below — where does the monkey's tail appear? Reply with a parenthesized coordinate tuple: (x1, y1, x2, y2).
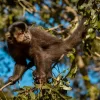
(64, 17, 87, 51)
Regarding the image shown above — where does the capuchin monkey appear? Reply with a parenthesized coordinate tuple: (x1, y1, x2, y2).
(6, 17, 86, 84)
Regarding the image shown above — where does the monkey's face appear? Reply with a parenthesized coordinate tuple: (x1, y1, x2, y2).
(13, 27, 32, 44)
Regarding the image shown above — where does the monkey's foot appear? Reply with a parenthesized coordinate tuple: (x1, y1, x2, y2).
(33, 71, 47, 84)
(46, 71, 52, 79)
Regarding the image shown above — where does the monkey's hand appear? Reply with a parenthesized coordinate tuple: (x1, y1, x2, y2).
(0, 75, 20, 91)
(8, 75, 20, 84)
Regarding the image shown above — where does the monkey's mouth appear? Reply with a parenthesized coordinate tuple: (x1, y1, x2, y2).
(23, 38, 31, 43)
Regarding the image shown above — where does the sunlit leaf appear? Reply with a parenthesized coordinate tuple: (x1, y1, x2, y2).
(60, 85, 72, 90)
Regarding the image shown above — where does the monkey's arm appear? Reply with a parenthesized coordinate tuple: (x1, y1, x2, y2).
(8, 59, 27, 84)
(9, 59, 34, 84)
(0, 61, 27, 91)
(0, 61, 34, 91)
(64, 17, 87, 50)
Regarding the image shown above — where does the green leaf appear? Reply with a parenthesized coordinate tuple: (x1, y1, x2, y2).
(30, 92, 36, 100)
(67, 65, 78, 78)
(56, 75, 62, 81)
(88, 28, 94, 33)
(67, 53, 75, 63)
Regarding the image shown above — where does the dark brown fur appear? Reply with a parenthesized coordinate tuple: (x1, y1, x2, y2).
(7, 18, 86, 83)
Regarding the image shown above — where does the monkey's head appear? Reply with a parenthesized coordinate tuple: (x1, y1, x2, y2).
(7, 22, 32, 44)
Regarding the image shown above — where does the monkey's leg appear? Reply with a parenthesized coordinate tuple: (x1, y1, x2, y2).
(33, 52, 52, 83)
(45, 59, 52, 79)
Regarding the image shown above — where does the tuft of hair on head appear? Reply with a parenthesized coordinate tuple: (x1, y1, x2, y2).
(8, 22, 27, 35)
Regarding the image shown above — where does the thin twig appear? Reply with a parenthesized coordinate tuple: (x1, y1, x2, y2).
(96, 36, 100, 40)
(63, 0, 70, 5)
(56, 29, 67, 34)
(0, 82, 12, 91)
(18, 0, 36, 13)
(65, 6, 78, 22)
(46, 24, 63, 32)
(94, 52, 100, 57)
(92, 67, 100, 71)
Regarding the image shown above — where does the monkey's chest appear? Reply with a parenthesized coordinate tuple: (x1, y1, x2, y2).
(28, 45, 42, 57)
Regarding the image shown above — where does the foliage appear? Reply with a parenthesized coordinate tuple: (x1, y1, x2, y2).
(0, 79, 13, 99)
(13, 75, 72, 100)
(0, 0, 100, 99)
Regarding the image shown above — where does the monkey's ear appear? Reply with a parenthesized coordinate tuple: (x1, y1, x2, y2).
(5, 32, 11, 40)
(5, 32, 13, 43)
(24, 23, 28, 32)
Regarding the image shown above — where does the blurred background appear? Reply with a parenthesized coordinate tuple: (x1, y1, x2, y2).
(0, 0, 100, 99)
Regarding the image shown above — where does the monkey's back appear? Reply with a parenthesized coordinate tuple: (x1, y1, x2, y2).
(29, 27, 62, 47)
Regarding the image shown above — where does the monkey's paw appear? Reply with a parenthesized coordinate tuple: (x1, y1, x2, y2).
(46, 71, 52, 79)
